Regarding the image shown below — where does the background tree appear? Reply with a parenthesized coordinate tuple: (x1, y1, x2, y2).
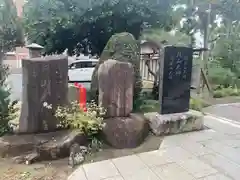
(23, 0, 176, 55)
(0, 0, 23, 64)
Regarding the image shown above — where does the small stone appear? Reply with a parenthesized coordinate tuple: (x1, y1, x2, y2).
(69, 144, 85, 168)
(24, 152, 39, 165)
(12, 156, 25, 164)
(79, 146, 88, 155)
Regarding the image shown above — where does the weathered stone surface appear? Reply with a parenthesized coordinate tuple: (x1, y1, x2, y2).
(98, 59, 134, 117)
(90, 32, 142, 105)
(68, 144, 88, 168)
(12, 152, 40, 164)
(145, 110, 204, 136)
(19, 55, 68, 133)
(102, 113, 149, 148)
(0, 130, 87, 162)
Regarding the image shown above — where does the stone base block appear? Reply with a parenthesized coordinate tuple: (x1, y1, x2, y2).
(102, 113, 149, 149)
(0, 130, 87, 162)
(144, 110, 204, 136)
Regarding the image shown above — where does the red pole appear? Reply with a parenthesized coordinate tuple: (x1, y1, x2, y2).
(74, 82, 87, 111)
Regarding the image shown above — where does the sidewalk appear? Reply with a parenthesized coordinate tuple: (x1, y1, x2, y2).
(68, 115, 240, 180)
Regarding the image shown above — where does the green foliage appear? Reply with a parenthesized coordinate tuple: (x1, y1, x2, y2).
(44, 101, 106, 137)
(135, 96, 210, 113)
(208, 59, 237, 88)
(141, 28, 189, 46)
(212, 24, 240, 77)
(0, 65, 19, 136)
(0, 0, 23, 58)
(213, 87, 240, 98)
(90, 32, 142, 109)
(23, 0, 176, 55)
(190, 97, 210, 111)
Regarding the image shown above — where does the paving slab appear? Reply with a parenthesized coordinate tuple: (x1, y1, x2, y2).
(83, 160, 119, 180)
(124, 168, 160, 180)
(199, 173, 232, 180)
(112, 154, 148, 178)
(152, 163, 195, 180)
(177, 156, 218, 178)
(68, 115, 240, 180)
(199, 153, 240, 180)
(138, 150, 174, 168)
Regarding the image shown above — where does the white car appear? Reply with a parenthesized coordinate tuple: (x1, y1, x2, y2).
(68, 59, 98, 83)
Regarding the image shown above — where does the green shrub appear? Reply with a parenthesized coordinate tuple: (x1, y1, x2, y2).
(0, 65, 19, 136)
(189, 98, 210, 111)
(44, 101, 106, 138)
(136, 97, 209, 113)
(213, 87, 240, 98)
(138, 99, 160, 113)
(208, 60, 237, 88)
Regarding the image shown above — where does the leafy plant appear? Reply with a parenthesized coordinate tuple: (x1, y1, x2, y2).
(0, 65, 19, 136)
(23, 0, 175, 55)
(190, 97, 210, 111)
(0, 0, 23, 63)
(213, 86, 240, 98)
(44, 101, 106, 137)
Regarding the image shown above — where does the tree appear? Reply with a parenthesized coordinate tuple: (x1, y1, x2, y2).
(141, 28, 189, 46)
(23, 0, 176, 55)
(0, 0, 23, 63)
(212, 23, 240, 77)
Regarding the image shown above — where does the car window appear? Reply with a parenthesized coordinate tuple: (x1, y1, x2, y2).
(68, 63, 76, 69)
(73, 61, 97, 69)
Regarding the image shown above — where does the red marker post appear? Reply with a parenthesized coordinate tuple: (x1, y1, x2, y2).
(74, 82, 87, 112)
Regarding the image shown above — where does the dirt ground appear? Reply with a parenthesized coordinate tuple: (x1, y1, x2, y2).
(0, 158, 73, 180)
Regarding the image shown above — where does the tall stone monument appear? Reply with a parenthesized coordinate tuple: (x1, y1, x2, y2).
(145, 46, 204, 136)
(159, 46, 193, 114)
(19, 55, 68, 133)
(99, 59, 149, 148)
(98, 59, 134, 117)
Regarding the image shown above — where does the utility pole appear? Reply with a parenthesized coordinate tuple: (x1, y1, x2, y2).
(203, 3, 211, 74)
(188, 0, 195, 48)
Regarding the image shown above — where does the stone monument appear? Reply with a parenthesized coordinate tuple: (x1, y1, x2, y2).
(145, 46, 204, 136)
(98, 59, 134, 117)
(99, 59, 149, 148)
(159, 46, 193, 114)
(19, 55, 68, 133)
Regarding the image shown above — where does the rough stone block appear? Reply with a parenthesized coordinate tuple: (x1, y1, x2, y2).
(145, 110, 204, 136)
(98, 59, 134, 117)
(102, 113, 149, 148)
(0, 130, 87, 162)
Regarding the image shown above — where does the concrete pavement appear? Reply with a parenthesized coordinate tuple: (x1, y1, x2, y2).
(68, 114, 240, 180)
(204, 103, 240, 123)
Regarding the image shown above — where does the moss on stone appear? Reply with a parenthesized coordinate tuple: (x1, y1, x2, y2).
(90, 32, 142, 108)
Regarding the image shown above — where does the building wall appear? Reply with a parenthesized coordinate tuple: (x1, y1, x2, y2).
(5, 0, 29, 65)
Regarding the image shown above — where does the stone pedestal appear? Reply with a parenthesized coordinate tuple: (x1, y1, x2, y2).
(102, 113, 149, 149)
(145, 110, 204, 136)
